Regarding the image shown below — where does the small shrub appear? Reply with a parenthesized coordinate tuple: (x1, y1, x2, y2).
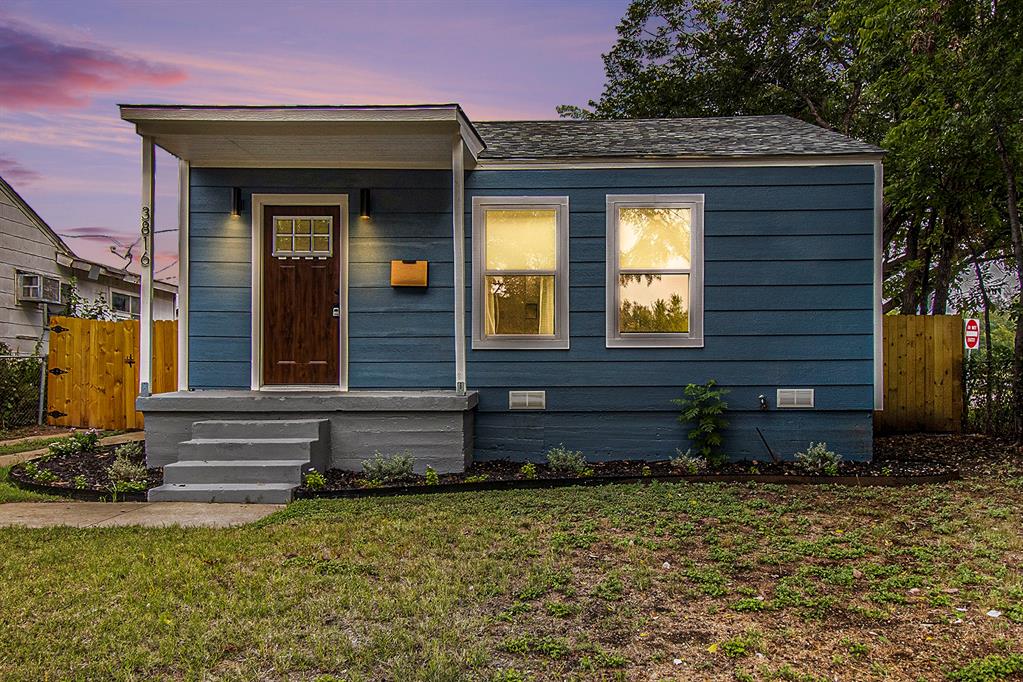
(361, 450, 415, 483)
(72, 475, 88, 490)
(545, 444, 587, 475)
(641, 465, 652, 477)
(107, 453, 148, 487)
(33, 468, 57, 484)
(20, 461, 39, 478)
(672, 380, 730, 468)
(519, 462, 537, 479)
(111, 480, 147, 493)
(303, 468, 326, 490)
(464, 474, 489, 483)
(671, 448, 706, 474)
(424, 466, 439, 486)
(47, 437, 82, 458)
(794, 442, 842, 476)
(113, 440, 143, 460)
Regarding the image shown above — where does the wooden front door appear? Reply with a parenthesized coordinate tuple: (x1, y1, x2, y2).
(263, 205, 341, 385)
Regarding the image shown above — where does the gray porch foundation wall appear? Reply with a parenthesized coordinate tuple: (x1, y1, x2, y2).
(138, 391, 477, 474)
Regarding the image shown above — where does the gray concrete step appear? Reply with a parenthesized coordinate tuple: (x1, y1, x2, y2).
(164, 459, 309, 485)
(148, 483, 295, 504)
(178, 438, 316, 462)
(192, 419, 328, 440)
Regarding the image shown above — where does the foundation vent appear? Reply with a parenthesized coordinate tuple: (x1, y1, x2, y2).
(509, 390, 546, 410)
(777, 388, 814, 409)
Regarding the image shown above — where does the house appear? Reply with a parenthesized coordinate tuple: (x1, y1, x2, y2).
(120, 105, 883, 503)
(0, 175, 177, 355)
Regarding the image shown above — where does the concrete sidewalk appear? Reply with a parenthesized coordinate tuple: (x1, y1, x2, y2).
(0, 501, 283, 528)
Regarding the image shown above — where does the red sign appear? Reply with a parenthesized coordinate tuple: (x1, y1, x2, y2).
(964, 318, 980, 350)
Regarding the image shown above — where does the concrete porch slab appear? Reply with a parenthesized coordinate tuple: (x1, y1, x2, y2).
(0, 502, 282, 528)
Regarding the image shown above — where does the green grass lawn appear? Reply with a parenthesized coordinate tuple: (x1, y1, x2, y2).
(1, 478, 1021, 681)
(0, 429, 128, 457)
(0, 466, 58, 503)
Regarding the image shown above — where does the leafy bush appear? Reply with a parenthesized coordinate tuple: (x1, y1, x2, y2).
(50, 429, 102, 458)
(0, 343, 43, 431)
(519, 462, 538, 479)
(672, 380, 729, 468)
(361, 450, 415, 483)
(671, 448, 707, 474)
(107, 453, 148, 487)
(424, 466, 439, 486)
(794, 442, 842, 475)
(545, 444, 587, 475)
(303, 468, 326, 490)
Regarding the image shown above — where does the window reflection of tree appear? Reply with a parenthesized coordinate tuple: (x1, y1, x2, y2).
(619, 274, 689, 333)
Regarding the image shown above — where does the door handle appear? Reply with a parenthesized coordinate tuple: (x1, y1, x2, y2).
(332, 306, 341, 318)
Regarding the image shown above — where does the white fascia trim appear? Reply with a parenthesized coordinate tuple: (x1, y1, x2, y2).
(177, 158, 190, 390)
(475, 154, 884, 171)
(873, 160, 884, 411)
(121, 105, 463, 123)
(250, 193, 350, 392)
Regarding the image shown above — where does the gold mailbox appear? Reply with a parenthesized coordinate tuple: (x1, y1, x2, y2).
(390, 260, 428, 287)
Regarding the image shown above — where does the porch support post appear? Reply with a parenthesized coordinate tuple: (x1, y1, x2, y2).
(177, 158, 190, 390)
(452, 136, 467, 395)
(139, 136, 155, 396)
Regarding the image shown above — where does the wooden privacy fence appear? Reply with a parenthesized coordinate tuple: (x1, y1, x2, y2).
(875, 314, 963, 433)
(46, 316, 177, 430)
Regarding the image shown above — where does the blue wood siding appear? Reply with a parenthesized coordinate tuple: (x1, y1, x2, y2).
(187, 168, 454, 391)
(464, 165, 876, 461)
(187, 164, 876, 462)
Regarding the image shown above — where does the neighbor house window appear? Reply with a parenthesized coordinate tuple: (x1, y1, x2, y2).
(16, 272, 61, 303)
(471, 196, 569, 349)
(606, 195, 704, 348)
(111, 291, 141, 319)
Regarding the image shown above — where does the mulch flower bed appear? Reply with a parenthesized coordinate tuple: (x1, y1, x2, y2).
(299, 441, 963, 497)
(8, 441, 162, 501)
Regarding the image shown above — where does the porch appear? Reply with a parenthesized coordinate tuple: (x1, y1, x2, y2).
(139, 389, 477, 503)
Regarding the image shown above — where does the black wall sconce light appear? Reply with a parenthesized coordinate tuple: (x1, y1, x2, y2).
(359, 188, 371, 218)
(231, 187, 243, 217)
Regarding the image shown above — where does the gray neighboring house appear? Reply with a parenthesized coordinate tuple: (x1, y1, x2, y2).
(0, 175, 177, 355)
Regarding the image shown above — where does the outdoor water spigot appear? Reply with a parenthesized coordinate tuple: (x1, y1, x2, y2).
(758, 394, 769, 410)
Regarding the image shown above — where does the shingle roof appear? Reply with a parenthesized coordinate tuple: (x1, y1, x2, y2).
(474, 115, 882, 160)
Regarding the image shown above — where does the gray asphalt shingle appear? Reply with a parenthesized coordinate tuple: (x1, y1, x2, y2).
(474, 115, 882, 159)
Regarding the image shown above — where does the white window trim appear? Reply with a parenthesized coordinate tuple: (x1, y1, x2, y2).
(471, 196, 570, 350)
(605, 194, 705, 348)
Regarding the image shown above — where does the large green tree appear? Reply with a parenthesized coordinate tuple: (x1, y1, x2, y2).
(562, 0, 1023, 437)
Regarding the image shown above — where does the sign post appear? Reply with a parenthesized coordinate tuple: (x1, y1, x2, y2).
(964, 318, 980, 355)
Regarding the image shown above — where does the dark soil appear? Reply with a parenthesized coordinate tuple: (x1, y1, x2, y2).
(307, 438, 968, 494)
(9, 441, 162, 492)
(875, 432, 1023, 478)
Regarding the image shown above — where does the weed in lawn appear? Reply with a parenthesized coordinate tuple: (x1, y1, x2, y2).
(492, 669, 533, 682)
(712, 630, 761, 658)
(499, 634, 570, 660)
(518, 566, 572, 601)
(948, 653, 1023, 681)
(592, 574, 624, 601)
(544, 601, 579, 618)
(578, 647, 627, 670)
(681, 564, 728, 596)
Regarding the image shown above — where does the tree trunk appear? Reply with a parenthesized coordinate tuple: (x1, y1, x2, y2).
(994, 125, 1023, 440)
(900, 212, 926, 314)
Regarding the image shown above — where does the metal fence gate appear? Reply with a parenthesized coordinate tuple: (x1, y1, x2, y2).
(0, 354, 46, 431)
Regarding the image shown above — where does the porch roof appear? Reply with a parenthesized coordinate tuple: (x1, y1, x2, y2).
(118, 104, 485, 169)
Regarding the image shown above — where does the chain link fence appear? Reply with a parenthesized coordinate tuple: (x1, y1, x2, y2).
(0, 354, 46, 433)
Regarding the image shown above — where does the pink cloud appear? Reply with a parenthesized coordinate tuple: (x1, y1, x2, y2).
(0, 155, 41, 185)
(0, 23, 186, 109)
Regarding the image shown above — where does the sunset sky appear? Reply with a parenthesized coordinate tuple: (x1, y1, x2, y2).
(0, 0, 625, 283)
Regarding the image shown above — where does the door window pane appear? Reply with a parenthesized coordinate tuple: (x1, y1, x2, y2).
(293, 236, 311, 252)
(618, 274, 689, 333)
(484, 209, 557, 270)
(485, 275, 556, 335)
(313, 219, 330, 234)
(618, 207, 691, 270)
(295, 219, 312, 234)
(273, 215, 332, 256)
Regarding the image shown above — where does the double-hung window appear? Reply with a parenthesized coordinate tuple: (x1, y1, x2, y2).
(471, 196, 569, 349)
(606, 194, 704, 347)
